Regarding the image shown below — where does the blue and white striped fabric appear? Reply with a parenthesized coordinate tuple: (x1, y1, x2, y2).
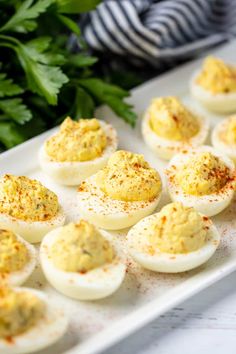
(77, 0, 236, 67)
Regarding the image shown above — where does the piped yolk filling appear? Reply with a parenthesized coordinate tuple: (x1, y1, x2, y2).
(148, 202, 207, 254)
(0, 287, 45, 338)
(0, 174, 59, 222)
(196, 56, 236, 94)
(222, 116, 236, 145)
(50, 220, 114, 273)
(0, 229, 29, 274)
(45, 117, 107, 162)
(96, 150, 161, 202)
(176, 152, 230, 196)
(148, 97, 199, 141)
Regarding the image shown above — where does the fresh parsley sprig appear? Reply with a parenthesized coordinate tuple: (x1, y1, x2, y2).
(0, 0, 137, 150)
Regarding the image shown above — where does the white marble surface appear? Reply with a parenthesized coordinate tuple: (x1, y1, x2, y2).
(107, 271, 236, 354)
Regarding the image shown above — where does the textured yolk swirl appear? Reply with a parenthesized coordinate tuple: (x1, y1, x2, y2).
(45, 117, 107, 162)
(97, 150, 161, 202)
(50, 220, 114, 273)
(0, 174, 59, 222)
(0, 229, 29, 273)
(148, 97, 199, 141)
(176, 152, 230, 196)
(0, 287, 45, 338)
(223, 116, 236, 145)
(196, 56, 236, 94)
(148, 203, 207, 254)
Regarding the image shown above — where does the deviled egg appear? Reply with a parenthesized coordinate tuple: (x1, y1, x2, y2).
(0, 286, 68, 354)
(0, 229, 36, 286)
(142, 96, 209, 160)
(77, 150, 162, 230)
(212, 115, 236, 162)
(165, 146, 235, 216)
(40, 220, 126, 300)
(127, 202, 220, 273)
(39, 117, 118, 185)
(190, 56, 236, 113)
(0, 174, 65, 243)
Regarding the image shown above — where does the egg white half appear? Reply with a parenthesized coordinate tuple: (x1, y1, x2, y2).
(0, 287, 68, 354)
(0, 207, 66, 243)
(40, 228, 126, 300)
(212, 116, 236, 163)
(39, 120, 118, 186)
(190, 71, 236, 113)
(2, 233, 37, 286)
(127, 213, 220, 273)
(77, 173, 162, 230)
(142, 108, 209, 160)
(165, 146, 235, 217)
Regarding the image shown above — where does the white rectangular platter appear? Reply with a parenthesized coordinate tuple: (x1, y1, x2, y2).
(1, 40, 236, 354)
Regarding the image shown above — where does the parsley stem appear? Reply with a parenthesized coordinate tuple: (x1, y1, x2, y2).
(0, 42, 16, 51)
(0, 34, 21, 46)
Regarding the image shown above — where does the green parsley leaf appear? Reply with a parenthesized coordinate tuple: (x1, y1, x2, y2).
(12, 20, 38, 33)
(57, 14, 81, 36)
(0, 73, 24, 97)
(16, 43, 69, 105)
(74, 87, 95, 118)
(25, 37, 66, 65)
(77, 78, 137, 126)
(0, 98, 32, 124)
(0, 0, 54, 33)
(78, 78, 130, 99)
(68, 54, 98, 68)
(0, 122, 25, 149)
(27, 36, 52, 53)
(56, 0, 101, 14)
(0, 0, 137, 152)
(103, 95, 136, 127)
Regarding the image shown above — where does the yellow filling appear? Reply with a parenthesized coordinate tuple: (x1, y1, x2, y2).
(97, 150, 161, 202)
(223, 116, 236, 145)
(0, 174, 59, 222)
(50, 220, 114, 273)
(0, 230, 29, 273)
(45, 117, 107, 162)
(196, 56, 236, 94)
(0, 287, 45, 338)
(149, 203, 207, 254)
(148, 97, 199, 141)
(176, 152, 229, 196)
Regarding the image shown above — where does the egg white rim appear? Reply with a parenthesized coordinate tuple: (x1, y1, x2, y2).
(165, 145, 235, 207)
(40, 227, 126, 290)
(190, 70, 236, 100)
(0, 206, 66, 241)
(1, 233, 37, 286)
(127, 212, 220, 271)
(142, 106, 209, 154)
(0, 287, 68, 354)
(212, 116, 236, 159)
(77, 173, 162, 218)
(40, 120, 118, 166)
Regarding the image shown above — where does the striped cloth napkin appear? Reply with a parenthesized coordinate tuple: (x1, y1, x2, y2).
(76, 0, 236, 68)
